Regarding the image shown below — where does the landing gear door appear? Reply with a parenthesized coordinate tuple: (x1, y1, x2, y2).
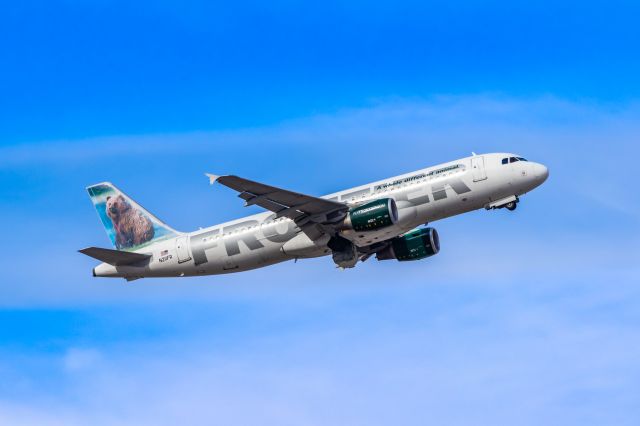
(471, 156, 487, 182)
(175, 236, 192, 263)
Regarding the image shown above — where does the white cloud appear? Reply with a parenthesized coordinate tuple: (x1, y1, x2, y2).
(2, 95, 638, 168)
(0, 402, 78, 426)
(0, 95, 640, 306)
(1, 305, 639, 426)
(63, 348, 103, 372)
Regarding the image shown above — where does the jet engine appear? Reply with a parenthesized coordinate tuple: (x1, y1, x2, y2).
(376, 227, 440, 262)
(342, 198, 398, 232)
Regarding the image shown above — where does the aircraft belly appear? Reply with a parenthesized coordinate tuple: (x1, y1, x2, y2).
(281, 233, 330, 258)
(223, 241, 290, 273)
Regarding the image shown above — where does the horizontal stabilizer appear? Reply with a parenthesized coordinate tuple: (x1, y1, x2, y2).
(79, 247, 151, 266)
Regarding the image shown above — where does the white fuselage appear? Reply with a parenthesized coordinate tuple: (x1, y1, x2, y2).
(94, 153, 548, 279)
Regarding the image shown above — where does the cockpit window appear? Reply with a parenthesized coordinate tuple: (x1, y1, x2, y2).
(504, 157, 528, 164)
(502, 157, 529, 164)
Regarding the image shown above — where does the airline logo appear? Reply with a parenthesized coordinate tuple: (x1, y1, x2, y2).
(87, 183, 176, 251)
(189, 176, 472, 264)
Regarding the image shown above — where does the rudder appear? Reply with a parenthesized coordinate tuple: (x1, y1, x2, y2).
(87, 182, 179, 251)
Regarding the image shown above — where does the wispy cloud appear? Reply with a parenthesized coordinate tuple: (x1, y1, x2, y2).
(1, 95, 639, 425)
(1, 295, 639, 426)
(1, 94, 639, 307)
(2, 94, 639, 166)
(62, 348, 103, 372)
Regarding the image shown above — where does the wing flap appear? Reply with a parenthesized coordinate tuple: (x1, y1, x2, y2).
(79, 247, 151, 266)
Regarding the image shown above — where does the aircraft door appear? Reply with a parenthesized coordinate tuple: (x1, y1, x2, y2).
(175, 236, 192, 263)
(471, 156, 487, 182)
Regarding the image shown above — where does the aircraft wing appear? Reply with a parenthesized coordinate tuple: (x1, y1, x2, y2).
(207, 174, 348, 238)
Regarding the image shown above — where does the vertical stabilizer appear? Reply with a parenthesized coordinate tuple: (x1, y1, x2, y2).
(86, 183, 179, 251)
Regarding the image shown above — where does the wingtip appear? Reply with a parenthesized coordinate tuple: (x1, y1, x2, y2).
(204, 173, 220, 185)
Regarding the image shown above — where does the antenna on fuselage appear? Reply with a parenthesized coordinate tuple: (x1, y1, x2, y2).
(471, 152, 477, 156)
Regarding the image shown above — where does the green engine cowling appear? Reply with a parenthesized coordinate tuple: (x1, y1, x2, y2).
(344, 198, 399, 232)
(376, 228, 440, 262)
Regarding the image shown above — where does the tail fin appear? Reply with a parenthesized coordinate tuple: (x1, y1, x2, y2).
(86, 182, 179, 251)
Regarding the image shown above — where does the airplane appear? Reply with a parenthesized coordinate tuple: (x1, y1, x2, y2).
(80, 153, 548, 281)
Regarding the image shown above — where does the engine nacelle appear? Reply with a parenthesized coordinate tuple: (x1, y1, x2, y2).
(376, 228, 440, 262)
(343, 198, 399, 232)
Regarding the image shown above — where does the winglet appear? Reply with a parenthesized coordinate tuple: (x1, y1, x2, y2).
(205, 173, 220, 185)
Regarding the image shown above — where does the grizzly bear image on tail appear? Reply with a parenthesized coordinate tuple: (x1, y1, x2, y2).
(106, 194, 155, 249)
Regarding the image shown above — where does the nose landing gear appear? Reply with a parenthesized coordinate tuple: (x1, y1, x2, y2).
(485, 195, 520, 211)
(505, 201, 518, 211)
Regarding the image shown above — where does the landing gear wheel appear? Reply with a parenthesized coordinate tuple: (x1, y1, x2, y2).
(505, 201, 517, 211)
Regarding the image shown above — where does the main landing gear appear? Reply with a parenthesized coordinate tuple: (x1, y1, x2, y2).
(328, 235, 359, 269)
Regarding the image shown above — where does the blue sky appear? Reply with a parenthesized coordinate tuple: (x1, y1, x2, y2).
(1, 1, 640, 425)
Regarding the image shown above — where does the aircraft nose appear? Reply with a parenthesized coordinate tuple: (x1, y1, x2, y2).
(533, 162, 549, 184)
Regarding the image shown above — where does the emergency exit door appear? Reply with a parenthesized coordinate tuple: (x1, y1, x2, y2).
(175, 236, 192, 263)
(471, 156, 487, 182)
